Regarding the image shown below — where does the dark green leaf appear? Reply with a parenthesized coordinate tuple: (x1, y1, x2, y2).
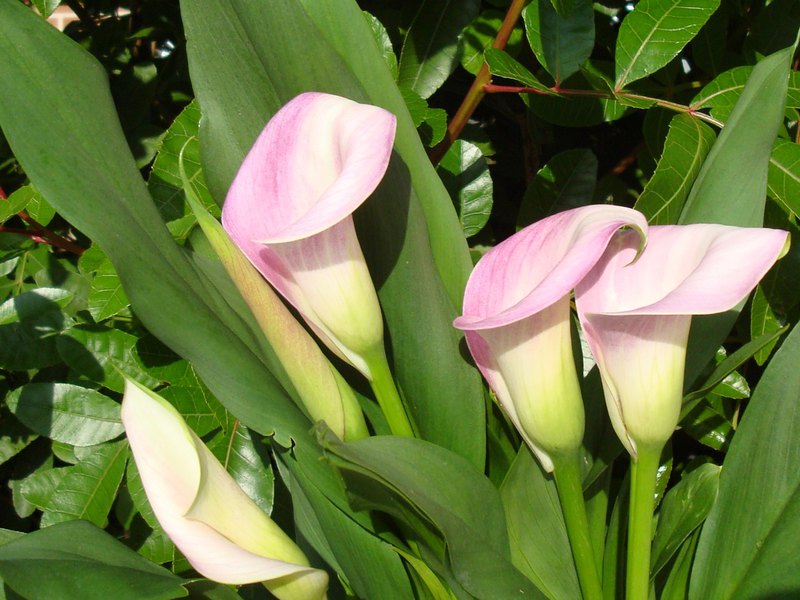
(523, 0, 594, 84)
(321, 432, 546, 599)
(363, 11, 398, 80)
(658, 530, 700, 600)
(690, 3, 727, 76)
(484, 48, 550, 91)
(680, 43, 794, 386)
(0, 411, 38, 466)
(30, 0, 60, 19)
(0, 287, 72, 325)
(651, 463, 720, 575)
(634, 114, 716, 224)
(0, 520, 187, 600)
(768, 138, 800, 219)
(5, 383, 124, 446)
(397, 0, 480, 99)
(499, 447, 580, 600)
(518, 148, 597, 228)
(437, 140, 493, 237)
(41, 440, 128, 528)
(615, 0, 720, 90)
(690, 323, 800, 599)
(460, 10, 523, 76)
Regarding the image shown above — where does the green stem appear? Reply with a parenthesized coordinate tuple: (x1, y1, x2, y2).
(552, 452, 604, 600)
(625, 445, 662, 600)
(367, 351, 416, 437)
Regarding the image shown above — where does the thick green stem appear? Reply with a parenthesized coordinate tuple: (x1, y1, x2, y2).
(552, 452, 604, 600)
(366, 351, 416, 437)
(625, 445, 662, 600)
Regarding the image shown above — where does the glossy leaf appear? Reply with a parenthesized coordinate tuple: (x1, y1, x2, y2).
(460, 10, 524, 76)
(690, 323, 800, 599)
(0, 412, 37, 466)
(484, 48, 551, 92)
(679, 43, 794, 386)
(18, 467, 68, 512)
(634, 114, 716, 225)
(651, 463, 720, 575)
(0, 0, 312, 445)
(768, 137, 800, 219)
(437, 140, 493, 238)
(523, 0, 594, 84)
(615, 0, 719, 90)
(397, 0, 480, 99)
(0, 520, 188, 600)
(5, 383, 124, 446)
(0, 287, 71, 325)
(180, 0, 485, 465)
(517, 148, 597, 228)
(363, 11, 398, 79)
(499, 447, 580, 600)
(40, 440, 128, 528)
(320, 431, 547, 599)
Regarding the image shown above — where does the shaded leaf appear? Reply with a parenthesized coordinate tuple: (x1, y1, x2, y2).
(767, 137, 800, 219)
(0, 520, 187, 600)
(484, 47, 550, 91)
(523, 0, 594, 84)
(397, 0, 481, 99)
(437, 140, 493, 238)
(5, 383, 124, 446)
(459, 9, 524, 76)
(690, 323, 800, 599)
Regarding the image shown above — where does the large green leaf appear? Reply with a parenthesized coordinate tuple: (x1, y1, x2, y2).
(678, 43, 794, 386)
(397, 0, 481, 99)
(615, 0, 720, 90)
(0, 0, 309, 443)
(40, 440, 129, 528)
(523, 0, 594, 85)
(690, 323, 800, 599)
(179, 0, 485, 466)
(0, 520, 187, 600)
(768, 138, 800, 219)
(321, 432, 547, 599)
(437, 140, 493, 238)
(499, 447, 580, 600)
(634, 114, 716, 225)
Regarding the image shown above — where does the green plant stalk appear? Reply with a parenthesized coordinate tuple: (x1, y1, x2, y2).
(552, 452, 604, 600)
(625, 445, 662, 600)
(366, 350, 416, 437)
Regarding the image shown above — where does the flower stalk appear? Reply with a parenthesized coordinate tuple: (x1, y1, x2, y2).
(625, 445, 662, 600)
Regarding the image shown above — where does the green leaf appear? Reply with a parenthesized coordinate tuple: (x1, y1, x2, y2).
(690, 323, 800, 599)
(0, 287, 72, 325)
(179, 0, 485, 464)
(651, 463, 720, 575)
(5, 383, 124, 446)
(679, 43, 794, 386)
(321, 431, 547, 599)
(500, 447, 581, 600)
(0, 520, 187, 600)
(437, 140, 493, 238)
(484, 47, 551, 91)
(397, 0, 480, 99)
(363, 11, 398, 80)
(57, 326, 159, 393)
(159, 364, 230, 437)
(517, 148, 597, 228)
(0, 0, 311, 445)
(615, 0, 720, 90)
(40, 440, 128, 528)
(30, 0, 60, 19)
(86, 249, 132, 322)
(18, 467, 68, 512)
(767, 138, 800, 219)
(0, 411, 38, 466)
(0, 185, 46, 224)
(460, 10, 524, 76)
(658, 529, 700, 600)
(691, 67, 800, 123)
(690, 2, 728, 76)
(523, 0, 594, 84)
(207, 425, 274, 516)
(634, 114, 716, 224)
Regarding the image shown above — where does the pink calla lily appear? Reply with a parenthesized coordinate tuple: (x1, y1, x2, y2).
(222, 92, 397, 379)
(575, 224, 790, 457)
(454, 205, 648, 471)
(121, 379, 329, 600)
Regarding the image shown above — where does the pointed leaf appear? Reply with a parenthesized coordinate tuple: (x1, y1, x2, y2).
(690, 323, 800, 599)
(768, 138, 800, 219)
(484, 48, 551, 92)
(615, 0, 720, 90)
(437, 140, 493, 238)
(523, 0, 594, 84)
(634, 114, 716, 225)
(397, 0, 480, 99)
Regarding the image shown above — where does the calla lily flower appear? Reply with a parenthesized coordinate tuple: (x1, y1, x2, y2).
(222, 92, 397, 380)
(121, 379, 329, 600)
(454, 205, 648, 471)
(575, 224, 790, 457)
